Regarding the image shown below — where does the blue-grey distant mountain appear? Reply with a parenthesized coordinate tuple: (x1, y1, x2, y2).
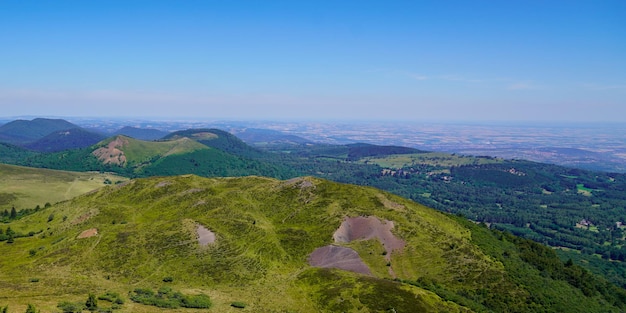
(0, 118, 79, 145)
(113, 126, 170, 141)
(233, 128, 313, 146)
(24, 127, 107, 153)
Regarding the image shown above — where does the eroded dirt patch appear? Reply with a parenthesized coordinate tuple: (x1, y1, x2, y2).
(308, 245, 372, 275)
(283, 177, 315, 189)
(197, 224, 216, 246)
(92, 137, 128, 165)
(333, 216, 405, 260)
(77, 228, 98, 239)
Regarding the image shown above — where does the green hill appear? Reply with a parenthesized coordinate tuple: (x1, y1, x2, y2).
(24, 127, 107, 153)
(19, 135, 295, 179)
(0, 143, 38, 164)
(0, 118, 79, 145)
(0, 175, 623, 312)
(164, 128, 266, 159)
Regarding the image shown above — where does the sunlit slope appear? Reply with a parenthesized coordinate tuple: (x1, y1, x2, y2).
(22, 134, 291, 178)
(0, 175, 622, 312)
(92, 135, 208, 166)
(0, 163, 127, 211)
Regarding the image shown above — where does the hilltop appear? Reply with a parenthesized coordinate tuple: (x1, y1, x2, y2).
(0, 175, 623, 312)
(0, 118, 79, 145)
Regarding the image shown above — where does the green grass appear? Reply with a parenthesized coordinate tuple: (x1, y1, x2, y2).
(107, 136, 209, 165)
(0, 174, 622, 312)
(360, 152, 502, 169)
(0, 163, 128, 211)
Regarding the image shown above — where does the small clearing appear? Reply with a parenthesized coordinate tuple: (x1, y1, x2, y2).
(197, 224, 216, 246)
(77, 228, 98, 239)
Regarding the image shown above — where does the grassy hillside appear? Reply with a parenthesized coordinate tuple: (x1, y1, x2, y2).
(0, 163, 128, 212)
(0, 175, 623, 312)
(17, 135, 294, 179)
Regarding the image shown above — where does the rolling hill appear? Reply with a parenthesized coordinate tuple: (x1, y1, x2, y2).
(20, 134, 295, 179)
(24, 127, 107, 153)
(0, 175, 623, 312)
(163, 128, 266, 159)
(0, 118, 79, 145)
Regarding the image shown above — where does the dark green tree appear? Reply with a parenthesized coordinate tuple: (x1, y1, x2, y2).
(86, 293, 98, 311)
(25, 304, 38, 313)
(10, 207, 16, 219)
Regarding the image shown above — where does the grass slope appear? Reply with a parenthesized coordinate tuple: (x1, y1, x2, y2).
(0, 175, 622, 312)
(0, 163, 127, 211)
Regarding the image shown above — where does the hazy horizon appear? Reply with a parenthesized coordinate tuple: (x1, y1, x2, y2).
(1, 1, 624, 122)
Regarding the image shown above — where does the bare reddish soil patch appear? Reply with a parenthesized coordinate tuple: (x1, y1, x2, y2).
(77, 228, 98, 239)
(308, 245, 372, 275)
(333, 216, 405, 260)
(92, 137, 128, 165)
(197, 225, 216, 246)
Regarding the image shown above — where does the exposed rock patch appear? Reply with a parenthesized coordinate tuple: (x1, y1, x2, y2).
(333, 216, 405, 261)
(308, 245, 372, 275)
(92, 137, 128, 165)
(283, 177, 315, 189)
(156, 181, 172, 188)
(197, 224, 216, 246)
(77, 228, 98, 239)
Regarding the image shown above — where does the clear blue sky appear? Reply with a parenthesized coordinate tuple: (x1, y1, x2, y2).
(1, 1, 624, 122)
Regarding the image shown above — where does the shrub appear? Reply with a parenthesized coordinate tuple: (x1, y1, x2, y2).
(129, 287, 211, 309)
(85, 293, 98, 311)
(162, 276, 173, 282)
(29, 278, 39, 283)
(231, 301, 247, 308)
(57, 301, 85, 313)
(25, 304, 39, 313)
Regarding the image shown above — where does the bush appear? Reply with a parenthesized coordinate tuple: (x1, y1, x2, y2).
(29, 278, 39, 283)
(231, 301, 247, 308)
(129, 287, 211, 309)
(162, 276, 173, 282)
(25, 304, 39, 313)
(57, 301, 85, 313)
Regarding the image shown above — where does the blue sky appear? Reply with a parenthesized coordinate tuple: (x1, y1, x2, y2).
(1, 1, 624, 122)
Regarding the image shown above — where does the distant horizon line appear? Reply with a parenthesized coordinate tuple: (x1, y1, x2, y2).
(0, 115, 624, 126)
